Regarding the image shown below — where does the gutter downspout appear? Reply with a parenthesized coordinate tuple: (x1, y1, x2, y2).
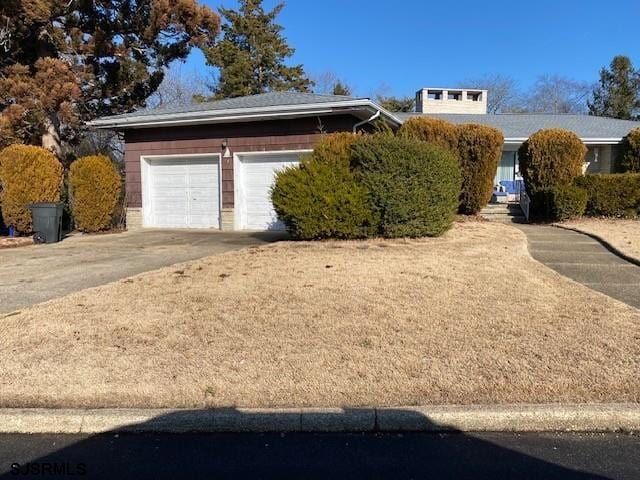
(353, 110, 381, 133)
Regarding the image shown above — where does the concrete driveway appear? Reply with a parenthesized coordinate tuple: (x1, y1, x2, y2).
(0, 229, 284, 314)
(516, 224, 640, 309)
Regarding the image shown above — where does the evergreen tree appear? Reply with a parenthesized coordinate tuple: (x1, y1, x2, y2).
(331, 81, 352, 96)
(588, 56, 640, 119)
(377, 96, 416, 113)
(204, 0, 311, 99)
(0, 0, 219, 152)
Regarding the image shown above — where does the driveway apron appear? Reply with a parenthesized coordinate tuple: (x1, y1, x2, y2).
(0, 230, 283, 314)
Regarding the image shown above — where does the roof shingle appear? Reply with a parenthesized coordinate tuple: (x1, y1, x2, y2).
(107, 91, 362, 120)
(396, 112, 640, 140)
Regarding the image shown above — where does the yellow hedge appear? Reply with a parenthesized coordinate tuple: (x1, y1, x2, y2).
(0, 144, 63, 233)
(69, 155, 122, 232)
(519, 128, 587, 196)
(456, 123, 504, 214)
(397, 117, 458, 152)
(312, 132, 359, 166)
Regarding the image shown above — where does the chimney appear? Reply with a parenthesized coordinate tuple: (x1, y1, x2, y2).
(415, 88, 488, 114)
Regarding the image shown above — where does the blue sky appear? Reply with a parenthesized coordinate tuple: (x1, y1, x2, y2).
(182, 0, 640, 97)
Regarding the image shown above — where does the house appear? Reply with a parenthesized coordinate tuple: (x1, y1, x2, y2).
(89, 89, 640, 231)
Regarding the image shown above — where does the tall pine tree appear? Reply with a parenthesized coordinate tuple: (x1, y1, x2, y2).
(204, 0, 311, 99)
(588, 56, 640, 120)
(0, 0, 219, 153)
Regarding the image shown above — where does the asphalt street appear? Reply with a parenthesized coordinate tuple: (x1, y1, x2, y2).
(0, 431, 638, 479)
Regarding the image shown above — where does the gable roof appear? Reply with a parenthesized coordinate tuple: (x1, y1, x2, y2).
(396, 112, 640, 143)
(89, 92, 402, 129)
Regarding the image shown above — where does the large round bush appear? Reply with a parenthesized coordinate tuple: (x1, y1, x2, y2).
(351, 135, 461, 238)
(0, 144, 63, 233)
(69, 155, 122, 232)
(519, 129, 586, 218)
(397, 117, 458, 152)
(619, 128, 640, 173)
(456, 124, 504, 214)
(271, 133, 379, 239)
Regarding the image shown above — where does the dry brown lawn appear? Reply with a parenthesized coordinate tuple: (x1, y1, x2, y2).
(0, 237, 33, 249)
(1, 221, 639, 409)
(561, 218, 640, 262)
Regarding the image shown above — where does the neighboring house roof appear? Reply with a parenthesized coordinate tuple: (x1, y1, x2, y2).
(89, 91, 402, 129)
(396, 112, 640, 144)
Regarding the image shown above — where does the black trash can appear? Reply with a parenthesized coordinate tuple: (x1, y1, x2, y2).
(28, 202, 64, 244)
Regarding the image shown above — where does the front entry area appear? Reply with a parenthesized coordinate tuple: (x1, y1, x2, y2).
(142, 154, 221, 229)
(234, 151, 307, 230)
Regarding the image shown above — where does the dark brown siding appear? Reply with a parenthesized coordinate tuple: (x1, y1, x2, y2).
(124, 115, 358, 208)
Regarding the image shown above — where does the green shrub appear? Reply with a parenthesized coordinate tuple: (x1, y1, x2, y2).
(549, 185, 587, 221)
(351, 135, 461, 238)
(456, 124, 504, 214)
(397, 117, 458, 152)
(271, 134, 379, 239)
(619, 128, 640, 173)
(69, 155, 122, 232)
(0, 144, 63, 233)
(519, 129, 587, 219)
(575, 173, 640, 218)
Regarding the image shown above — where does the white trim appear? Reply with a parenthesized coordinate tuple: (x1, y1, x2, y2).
(504, 137, 623, 145)
(103, 109, 334, 128)
(88, 100, 402, 129)
(233, 149, 312, 231)
(140, 153, 222, 229)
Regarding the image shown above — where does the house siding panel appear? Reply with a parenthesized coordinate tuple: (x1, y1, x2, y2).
(123, 115, 357, 209)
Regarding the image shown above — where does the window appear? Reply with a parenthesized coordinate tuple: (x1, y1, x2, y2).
(427, 90, 442, 100)
(448, 91, 462, 101)
(467, 92, 482, 102)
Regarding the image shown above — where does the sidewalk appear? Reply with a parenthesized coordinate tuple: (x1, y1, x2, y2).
(1, 404, 638, 434)
(516, 224, 640, 309)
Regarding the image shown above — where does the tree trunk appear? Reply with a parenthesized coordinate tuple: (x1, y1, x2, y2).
(41, 115, 62, 157)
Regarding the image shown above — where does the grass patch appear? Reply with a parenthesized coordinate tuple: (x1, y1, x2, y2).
(561, 218, 640, 262)
(0, 236, 33, 249)
(0, 222, 638, 408)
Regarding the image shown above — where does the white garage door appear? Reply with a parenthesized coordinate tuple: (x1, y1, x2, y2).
(236, 152, 303, 230)
(145, 155, 220, 229)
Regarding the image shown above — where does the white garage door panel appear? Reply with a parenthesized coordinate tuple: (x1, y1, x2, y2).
(146, 156, 220, 229)
(237, 153, 302, 231)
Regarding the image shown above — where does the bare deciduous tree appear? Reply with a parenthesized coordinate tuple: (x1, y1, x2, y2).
(147, 66, 210, 109)
(63, 130, 124, 168)
(311, 70, 354, 96)
(524, 75, 591, 114)
(459, 74, 521, 113)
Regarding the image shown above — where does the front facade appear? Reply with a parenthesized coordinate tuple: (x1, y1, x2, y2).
(90, 90, 640, 232)
(92, 93, 401, 231)
(123, 115, 358, 230)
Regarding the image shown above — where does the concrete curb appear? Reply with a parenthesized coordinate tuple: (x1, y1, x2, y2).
(0, 404, 638, 434)
(553, 224, 640, 268)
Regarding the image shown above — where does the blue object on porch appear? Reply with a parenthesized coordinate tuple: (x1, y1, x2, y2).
(499, 180, 523, 195)
(8, 226, 16, 237)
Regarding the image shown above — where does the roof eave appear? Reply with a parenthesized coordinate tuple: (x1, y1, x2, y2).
(88, 100, 402, 129)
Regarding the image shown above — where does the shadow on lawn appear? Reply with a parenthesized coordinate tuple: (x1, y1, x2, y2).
(0, 408, 618, 479)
